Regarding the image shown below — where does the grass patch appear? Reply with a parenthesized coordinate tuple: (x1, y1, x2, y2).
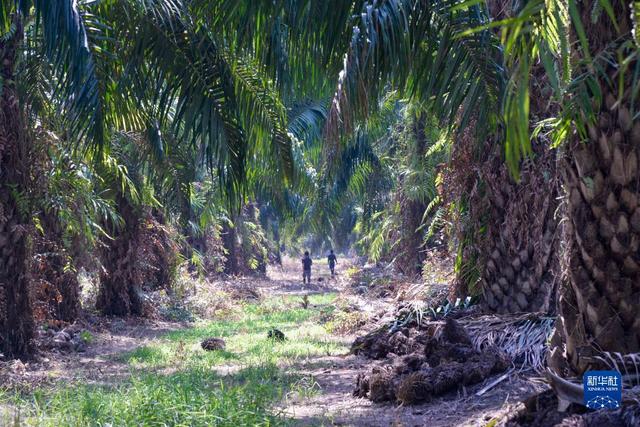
(1, 293, 346, 426)
(2, 364, 290, 426)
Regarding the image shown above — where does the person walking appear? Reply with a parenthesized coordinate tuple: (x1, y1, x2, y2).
(302, 251, 312, 285)
(327, 250, 337, 277)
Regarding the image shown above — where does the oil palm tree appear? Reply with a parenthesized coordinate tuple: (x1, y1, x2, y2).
(559, 0, 640, 374)
(0, 0, 294, 357)
(307, 0, 563, 312)
(1, 0, 109, 357)
(498, 0, 640, 373)
(222, 1, 503, 280)
(0, 16, 36, 358)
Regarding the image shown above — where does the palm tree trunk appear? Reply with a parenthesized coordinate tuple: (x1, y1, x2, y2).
(96, 195, 143, 316)
(474, 2, 561, 314)
(221, 220, 238, 275)
(393, 113, 428, 278)
(272, 223, 282, 266)
(394, 189, 427, 278)
(551, 1, 639, 374)
(0, 18, 34, 358)
(32, 212, 80, 322)
(479, 141, 559, 313)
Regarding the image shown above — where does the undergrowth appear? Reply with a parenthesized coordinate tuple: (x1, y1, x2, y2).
(0, 293, 346, 426)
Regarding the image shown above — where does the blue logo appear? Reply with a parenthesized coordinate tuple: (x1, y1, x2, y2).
(583, 370, 622, 409)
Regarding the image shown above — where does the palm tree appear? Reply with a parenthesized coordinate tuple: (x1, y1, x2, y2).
(0, 17, 35, 358)
(24, 123, 125, 324)
(93, 133, 159, 316)
(0, 0, 106, 354)
(470, 1, 562, 314)
(339, 101, 447, 277)
(223, 1, 512, 285)
(305, 0, 563, 312)
(31, 137, 82, 323)
(0, 0, 294, 357)
(499, 0, 640, 373)
(557, 2, 639, 373)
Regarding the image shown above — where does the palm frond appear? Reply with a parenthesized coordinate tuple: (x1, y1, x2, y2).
(326, 0, 504, 155)
(462, 313, 555, 372)
(28, 0, 107, 149)
(192, 0, 364, 97)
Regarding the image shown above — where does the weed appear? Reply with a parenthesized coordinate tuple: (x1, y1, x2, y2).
(79, 330, 93, 344)
(325, 310, 368, 335)
(1, 293, 348, 426)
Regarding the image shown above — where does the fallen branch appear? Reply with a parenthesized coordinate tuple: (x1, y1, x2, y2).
(476, 370, 512, 396)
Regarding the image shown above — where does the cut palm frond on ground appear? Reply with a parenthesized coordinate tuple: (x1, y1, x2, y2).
(461, 314, 555, 372)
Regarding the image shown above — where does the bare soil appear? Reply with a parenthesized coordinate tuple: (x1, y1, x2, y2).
(0, 316, 186, 392)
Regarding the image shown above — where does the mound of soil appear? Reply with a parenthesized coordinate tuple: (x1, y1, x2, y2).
(499, 389, 640, 427)
(36, 321, 92, 353)
(353, 318, 509, 404)
(224, 280, 262, 301)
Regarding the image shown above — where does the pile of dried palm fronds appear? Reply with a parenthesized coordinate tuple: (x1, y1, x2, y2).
(460, 313, 554, 372)
(371, 303, 554, 373)
(597, 351, 640, 386)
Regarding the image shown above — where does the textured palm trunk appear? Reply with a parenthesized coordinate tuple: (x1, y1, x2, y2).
(32, 212, 80, 322)
(449, 122, 560, 312)
(394, 190, 427, 278)
(550, 1, 639, 374)
(96, 195, 143, 316)
(221, 220, 238, 275)
(479, 142, 559, 313)
(477, 2, 560, 314)
(393, 114, 428, 278)
(0, 18, 34, 357)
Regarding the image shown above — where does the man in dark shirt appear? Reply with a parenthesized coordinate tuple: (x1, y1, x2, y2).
(328, 250, 337, 276)
(302, 251, 312, 285)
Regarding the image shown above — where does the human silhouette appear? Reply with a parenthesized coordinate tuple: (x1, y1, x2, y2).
(302, 251, 312, 285)
(327, 250, 337, 276)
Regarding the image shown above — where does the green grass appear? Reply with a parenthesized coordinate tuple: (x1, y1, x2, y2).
(0, 293, 346, 426)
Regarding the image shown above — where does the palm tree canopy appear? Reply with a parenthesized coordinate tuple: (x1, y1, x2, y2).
(3, 0, 296, 203)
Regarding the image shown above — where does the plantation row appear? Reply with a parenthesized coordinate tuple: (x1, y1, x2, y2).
(1, 0, 639, 384)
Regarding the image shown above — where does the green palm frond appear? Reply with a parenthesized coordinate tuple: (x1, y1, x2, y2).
(7, 0, 109, 149)
(498, 0, 640, 178)
(226, 53, 294, 181)
(120, 4, 294, 199)
(326, 0, 504, 151)
(13, 0, 297, 207)
(498, 0, 568, 176)
(287, 100, 328, 146)
(192, 0, 364, 97)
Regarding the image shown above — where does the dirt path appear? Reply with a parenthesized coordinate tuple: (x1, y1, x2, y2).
(260, 258, 545, 427)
